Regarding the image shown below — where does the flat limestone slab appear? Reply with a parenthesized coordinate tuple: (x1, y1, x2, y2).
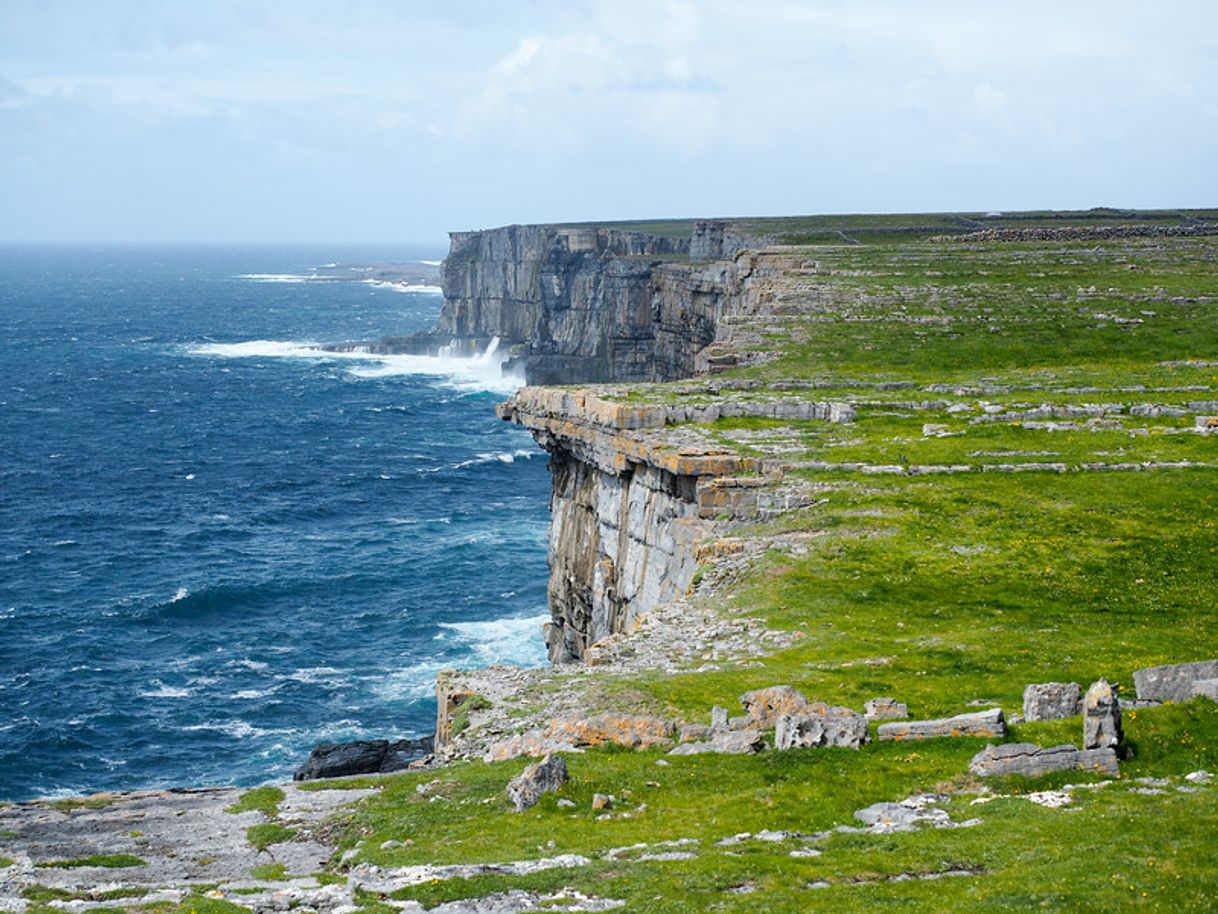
(969, 742, 1120, 778)
(877, 708, 1006, 742)
(1133, 660, 1218, 702)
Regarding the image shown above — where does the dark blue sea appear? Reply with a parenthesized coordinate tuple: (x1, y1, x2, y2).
(0, 245, 550, 801)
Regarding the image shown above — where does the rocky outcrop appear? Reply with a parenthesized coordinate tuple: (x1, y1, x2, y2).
(1083, 679, 1123, 751)
(877, 708, 1006, 742)
(507, 754, 569, 812)
(968, 743, 1120, 778)
(1022, 682, 1082, 721)
(1133, 659, 1218, 702)
(294, 737, 433, 780)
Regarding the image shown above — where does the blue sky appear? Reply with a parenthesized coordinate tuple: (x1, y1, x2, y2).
(1, 1, 1214, 243)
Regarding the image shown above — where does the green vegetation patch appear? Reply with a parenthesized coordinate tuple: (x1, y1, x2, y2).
(225, 785, 285, 817)
(246, 823, 297, 850)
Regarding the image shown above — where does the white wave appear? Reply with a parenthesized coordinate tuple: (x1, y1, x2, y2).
(171, 586, 189, 603)
(140, 680, 192, 699)
(437, 613, 549, 667)
(452, 448, 538, 470)
(418, 259, 443, 266)
(280, 666, 349, 686)
(186, 337, 521, 394)
(183, 720, 286, 739)
(232, 684, 283, 700)
(362, 279, 443, 294)
(235, 273, 335, 283)
(230, 658, 269, 671)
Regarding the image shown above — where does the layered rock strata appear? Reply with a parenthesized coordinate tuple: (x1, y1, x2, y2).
(497, 388, 850, 662)
(370, 222, 812, 385)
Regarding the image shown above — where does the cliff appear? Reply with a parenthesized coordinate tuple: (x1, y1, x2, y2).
(365, 221, 794, 384)
(495, 387, 854, 663)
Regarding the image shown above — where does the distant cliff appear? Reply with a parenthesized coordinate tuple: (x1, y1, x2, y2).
(361, 221, 781, 385)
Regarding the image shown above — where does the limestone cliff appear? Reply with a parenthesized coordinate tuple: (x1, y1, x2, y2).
(496, 388, 852, 663)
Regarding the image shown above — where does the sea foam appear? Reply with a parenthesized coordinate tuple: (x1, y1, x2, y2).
(188, 337, 521, 394)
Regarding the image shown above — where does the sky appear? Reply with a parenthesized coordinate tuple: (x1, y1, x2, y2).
(1, 1, 1215, 243)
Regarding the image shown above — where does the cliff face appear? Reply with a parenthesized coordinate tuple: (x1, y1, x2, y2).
(496, 388, 846, 662)
(437, 224, 765, 384)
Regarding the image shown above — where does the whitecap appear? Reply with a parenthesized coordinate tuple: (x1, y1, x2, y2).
(182, 720, 285, 739)
(452, 448, 538, 470)
(361, 279, 443, 294)
(438, 613, 549, 667)
(417, 259, 443, 266)
(235, 273, 334, 283)
(171, 586, 189, 603)
(232, 684, 283, 700)
(280, 666, 348, 686)
(230, 658, 269, 672)
(140, 680, 192, 699)
(186, 337, 521, 395)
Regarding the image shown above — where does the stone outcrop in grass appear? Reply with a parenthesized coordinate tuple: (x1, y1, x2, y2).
(877, 708, 1007, 742)
(1083, 680, 1123, 751)
(1133, 659, 1218, 702)
(774, 707, 869, 750)
(1022, 682, 1082, 722)
(968, 743, 1121, 778)
(506, 754, 569, 812)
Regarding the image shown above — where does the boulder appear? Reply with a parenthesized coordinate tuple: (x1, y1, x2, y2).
(507, 754, 569, 812)
(1022, 682, 1082, 721)
(1083, 679, 1123, 751)
(968, 742, 1120, 778)
(775, 706, 869, 750)
(1134, 660, 1218, 702)
(293, 736, 433, 781)
(711, 706, 730, 730)
(1192, 678, 1218, 701)
(739, 686, 810, 728)
(864, 697, 908, 720)
(877, 708, 1006, 742)
(668, 730, 765, 756)
(485, 729, 578, 763)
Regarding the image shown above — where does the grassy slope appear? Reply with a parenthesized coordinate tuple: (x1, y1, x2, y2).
(318, 225, 1217, 912)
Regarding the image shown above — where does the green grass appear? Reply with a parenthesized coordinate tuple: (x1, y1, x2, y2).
(225, 785, 285, 817)
(246, 823, 296, 850)
(48, 796, 117, 813)
(0, 856, 13, 867)
(250, 862, 289, 880)
(450, 693, 494, 738)
(34, 853, 146, 869)
(328, 699, 1218, 911)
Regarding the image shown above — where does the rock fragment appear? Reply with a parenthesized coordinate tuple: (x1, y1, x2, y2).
(739, 685, 810, 728)
(668, 730, 765, 755)
(774, 706, 869, 750)
(1021, 682, 1082, 721)
(864, 697, 908, 720)
(1083, 680, 1123, 751)
(877, 708, 1006, 742)
(1132, 659, 1218, 702)
(968, 742, 1120, 778)
(507, 754, 569, 812)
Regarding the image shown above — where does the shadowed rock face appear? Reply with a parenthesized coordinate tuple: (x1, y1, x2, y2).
(437, 224, 751, 385)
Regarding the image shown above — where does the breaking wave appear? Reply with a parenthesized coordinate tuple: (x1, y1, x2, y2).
(187, 337, 520, 394)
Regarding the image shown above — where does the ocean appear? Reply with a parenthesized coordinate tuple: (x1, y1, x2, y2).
(0, 245, 550, 801)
